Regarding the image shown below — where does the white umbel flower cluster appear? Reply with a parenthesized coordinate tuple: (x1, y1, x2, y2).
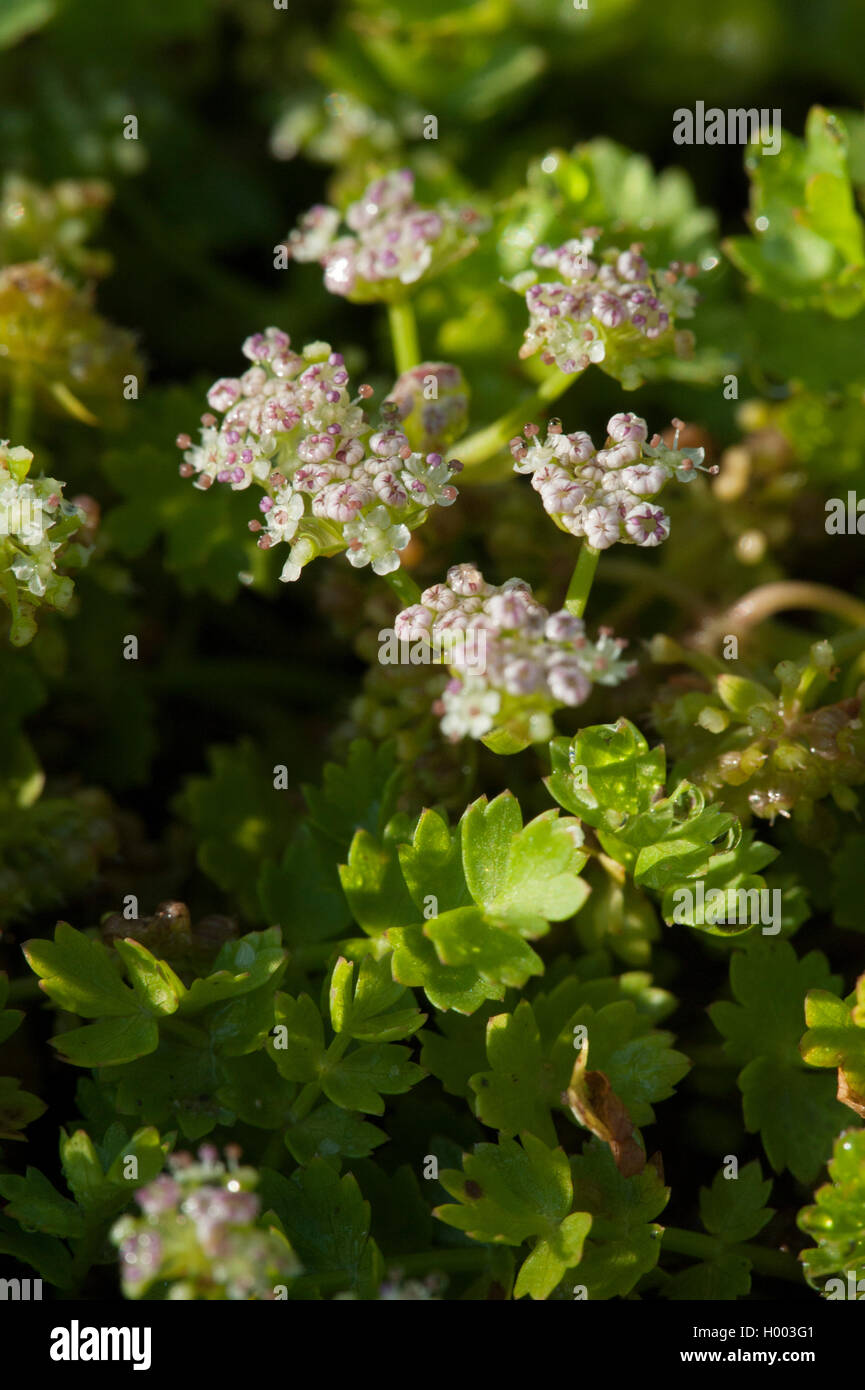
(512, 233, 699, 387)
(178, 331, 462, 582)
(510, 412, 716, 550)
(0, 440, 86, 645)
(286, 170, 484, 302)
(395, 563, 635, 744)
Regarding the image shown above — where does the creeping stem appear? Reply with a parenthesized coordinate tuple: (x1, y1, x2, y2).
(448, 369, 578, 470)
(661, 1228, 803, 1285)
(388, 299, 421, 377)
(699, 581, 865, 651)
(564, 543, 601, 619)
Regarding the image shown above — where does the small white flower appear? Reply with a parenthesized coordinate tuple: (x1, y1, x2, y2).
(279, 535, 315, 583)
(584, 505, 622, 549)
(544, 611, 585, 644)
(607, 412, 649, 445)
(540, 476, 587, 514)
(595, 439, 642, 469)
(394, 605, 432, 639)
(502, 656, 543, 695)
(447, 562, 487, 596)
(400, 453, 458, 508)
(618, 463, 667, 496)
(288, 205, 341, 261)
(207, 378, 242, 413)
(440, 677, 500, 740)
(343, 505, 410, 574)
(625, 503, 670, 546)
(420, 583, 458, 612)
(265, 490, 305, 543)
(547, 661, 591, 706)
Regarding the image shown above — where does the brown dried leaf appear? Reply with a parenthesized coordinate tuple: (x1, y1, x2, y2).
(564, 1062, 645, 1176)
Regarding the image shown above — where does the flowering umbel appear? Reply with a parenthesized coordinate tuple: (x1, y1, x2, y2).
(0, 263, 140, 424)
(178, 331, 463, 582)
(510, 412, 716, 551)
(111, 1145, 299, 1300)
(286, 169, 484, 301)
(512, 234, 699, 388)
(395, 563, 635, 750)
(0, 441, 87, 645)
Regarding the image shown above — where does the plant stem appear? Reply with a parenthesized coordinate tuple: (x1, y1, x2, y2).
(384, 567, 422, 607)
(9, 369, 33, 445)
(288, 1033, 351, 1125)
(702, 582, 865, 650)
(661, 1227, 803, 1284)
(67, 1221, 109, 1299)
(564, 543, 601, 618)
(449, 369, 578, 470)
(387, 299, 420, 376)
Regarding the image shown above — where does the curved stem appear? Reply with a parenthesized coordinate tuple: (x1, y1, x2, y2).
(449, 369, 578, 470)
(661, 1226, 803, 1285)
(565, 543, 601, 619)
(384, 567, 422, 607)
(700, 582, 865, 650)
(387, 300, 420, 376)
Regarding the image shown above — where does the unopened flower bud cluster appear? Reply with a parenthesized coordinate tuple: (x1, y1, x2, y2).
(0, 263, 139, 417)
(0, 172, 113, 279)
(286, 169, 484, 301)
(111, 1145, 299, 1300)
(0, 441, 86, 645)
(510, 412, 716, 551)
(513, 234, 698, 384)
(179, 330, 462, 582)
(395, 563, 635, 742)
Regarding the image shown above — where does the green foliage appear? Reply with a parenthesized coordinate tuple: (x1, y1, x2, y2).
(568, 1139, 668, 1299)
(0, 1122, 170, 1291)
(801, 974, 865, 1117)
(726, 108, 865, 319)
(435, 1133, 593, 1300)
(0, 971, 45, 1141)
(710, 942, 845, 1182)
(797, 1129, 865, 1287)
(547, 719, 777, 934)
(2, 1, 864, 1307)
(663, 1162, 773, 1299)
(100, 385, 261, 602)
(342, 792, 589, 1012)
